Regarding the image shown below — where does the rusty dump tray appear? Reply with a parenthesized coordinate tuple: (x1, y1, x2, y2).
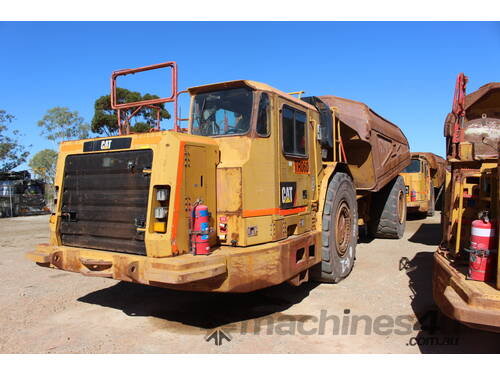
(464, 82, 500, 159)
(319, 95, 410, 191)
(445, 82, 500, 159)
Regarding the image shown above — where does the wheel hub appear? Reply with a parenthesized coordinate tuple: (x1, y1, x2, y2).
(335, 201, 352, 257)
(397, 190, 405, 224)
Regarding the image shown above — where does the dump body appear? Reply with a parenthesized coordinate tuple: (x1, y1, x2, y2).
(318, 95, 410, 191)
(434, 77, 500, 332)
(26, 71, 410, 293)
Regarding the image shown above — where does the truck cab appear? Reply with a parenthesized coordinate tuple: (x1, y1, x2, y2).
(401, 152, 445, 216)
(188, 80, 321, 248)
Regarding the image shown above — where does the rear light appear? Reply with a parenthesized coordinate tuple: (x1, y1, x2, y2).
(154, 206, 168, 219)
(218, 216, 228, 241)
(156, 189, 169, 201)
(153, 186, 170, 233)
(219, 216, 228, 233)
(154, 222, 167, 233)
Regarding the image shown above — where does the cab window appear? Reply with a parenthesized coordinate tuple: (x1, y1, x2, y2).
(403, 159, 421, 173)
(282, 105, 307, 157)
(191, 87, 253, 137)
(256, 93, 270, 136)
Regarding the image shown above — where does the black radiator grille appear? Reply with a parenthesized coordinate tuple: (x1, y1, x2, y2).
(60, 149, 153, 255)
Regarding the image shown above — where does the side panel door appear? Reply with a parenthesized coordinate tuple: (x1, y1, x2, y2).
(276, 99, 312, 236)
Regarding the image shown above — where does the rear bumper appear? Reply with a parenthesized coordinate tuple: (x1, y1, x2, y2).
(27, 231, 320, 293)
(433, 251, 500, 332)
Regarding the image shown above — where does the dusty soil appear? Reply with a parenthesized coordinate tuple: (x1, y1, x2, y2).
(0, 214, 498, 353)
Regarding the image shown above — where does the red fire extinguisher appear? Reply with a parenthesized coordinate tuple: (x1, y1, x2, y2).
(466, 213, 497, 282)
(191, 203, 211, 255)
(410, 190, 417, 202)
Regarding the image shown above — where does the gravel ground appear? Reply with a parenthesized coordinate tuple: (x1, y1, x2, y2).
(0, 213, 498, 353)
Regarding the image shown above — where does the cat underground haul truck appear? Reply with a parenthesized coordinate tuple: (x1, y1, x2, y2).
(26, 62, 410, 292)
(434, 73, 500, 332)
(401, 152, 446, 216)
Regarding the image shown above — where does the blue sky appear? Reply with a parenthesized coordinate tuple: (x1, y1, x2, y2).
(1, 21, 500, 170)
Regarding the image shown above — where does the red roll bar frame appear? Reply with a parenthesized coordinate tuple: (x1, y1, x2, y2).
(110, 61, 180, 135)
(451, 73, 468, 144)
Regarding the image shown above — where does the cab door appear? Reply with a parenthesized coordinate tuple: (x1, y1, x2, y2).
(276, 99, 312, 237)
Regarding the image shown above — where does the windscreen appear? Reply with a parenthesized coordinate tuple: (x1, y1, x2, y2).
(191, 87, 253, 136)
(403, 159, 421, 173)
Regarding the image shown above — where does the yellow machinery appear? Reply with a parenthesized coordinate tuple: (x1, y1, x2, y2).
(434, 73, 500, 331)
(401, 152, 446, 216)
(26, 62, 410, 292)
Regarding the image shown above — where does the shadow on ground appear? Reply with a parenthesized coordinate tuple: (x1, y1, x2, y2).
(404, 249, 499, 353)
(78, 280, 320, 330)
(358, 226, 374, 244)
(77, 213, 499, 353)
(406, 212, 428, 221)
(408, 223, 442, 246)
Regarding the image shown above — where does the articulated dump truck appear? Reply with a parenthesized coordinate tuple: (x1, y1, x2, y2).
(401, 152, 446, 216)
(434, 73, 500, 332)
(26, 62, 410, 293)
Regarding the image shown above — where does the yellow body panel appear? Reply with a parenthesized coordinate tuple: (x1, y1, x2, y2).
(51, 131, 219, 258)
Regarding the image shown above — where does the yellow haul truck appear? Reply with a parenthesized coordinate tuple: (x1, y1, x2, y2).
(26, 62, 410, 292)
(401, 152, 446, 216)
(434, 73, 500, 331)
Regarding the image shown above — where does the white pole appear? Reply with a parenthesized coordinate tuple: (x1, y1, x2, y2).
(9, 184, 13, 217)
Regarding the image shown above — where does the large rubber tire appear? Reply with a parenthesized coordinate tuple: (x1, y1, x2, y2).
(368, 175, 406, 239)
(427, 182, 435, 217)
(312, 172, 358, 283)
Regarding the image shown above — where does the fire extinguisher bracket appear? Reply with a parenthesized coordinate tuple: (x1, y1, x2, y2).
(464, 248, 492, 257)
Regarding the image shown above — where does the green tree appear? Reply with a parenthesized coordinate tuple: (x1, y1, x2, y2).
(37, 107, 90, 147)
(29, 149, 58, 185)
(0, 110, 30, 172)
(91, 88, 171, 136)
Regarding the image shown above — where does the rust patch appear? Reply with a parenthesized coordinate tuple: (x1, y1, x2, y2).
(49, 251, 64, 269)
(294, 159, 309, 174)
(216, 167, 242, 214)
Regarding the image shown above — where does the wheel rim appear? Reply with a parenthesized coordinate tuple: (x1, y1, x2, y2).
(335, 200, 352, 257)
(397, 190, 405, 224)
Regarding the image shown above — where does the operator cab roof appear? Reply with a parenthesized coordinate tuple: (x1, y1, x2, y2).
(187, 80, 317, 111)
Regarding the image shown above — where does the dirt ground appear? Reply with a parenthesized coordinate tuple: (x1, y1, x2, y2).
(0, 213, 498, 354)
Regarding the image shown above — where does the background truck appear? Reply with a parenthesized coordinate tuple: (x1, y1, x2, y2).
(0, 170, 48, 218)
(27, 62, 410, 292)
(434, 73, 500, 332)
(401, 152, 446, 216)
